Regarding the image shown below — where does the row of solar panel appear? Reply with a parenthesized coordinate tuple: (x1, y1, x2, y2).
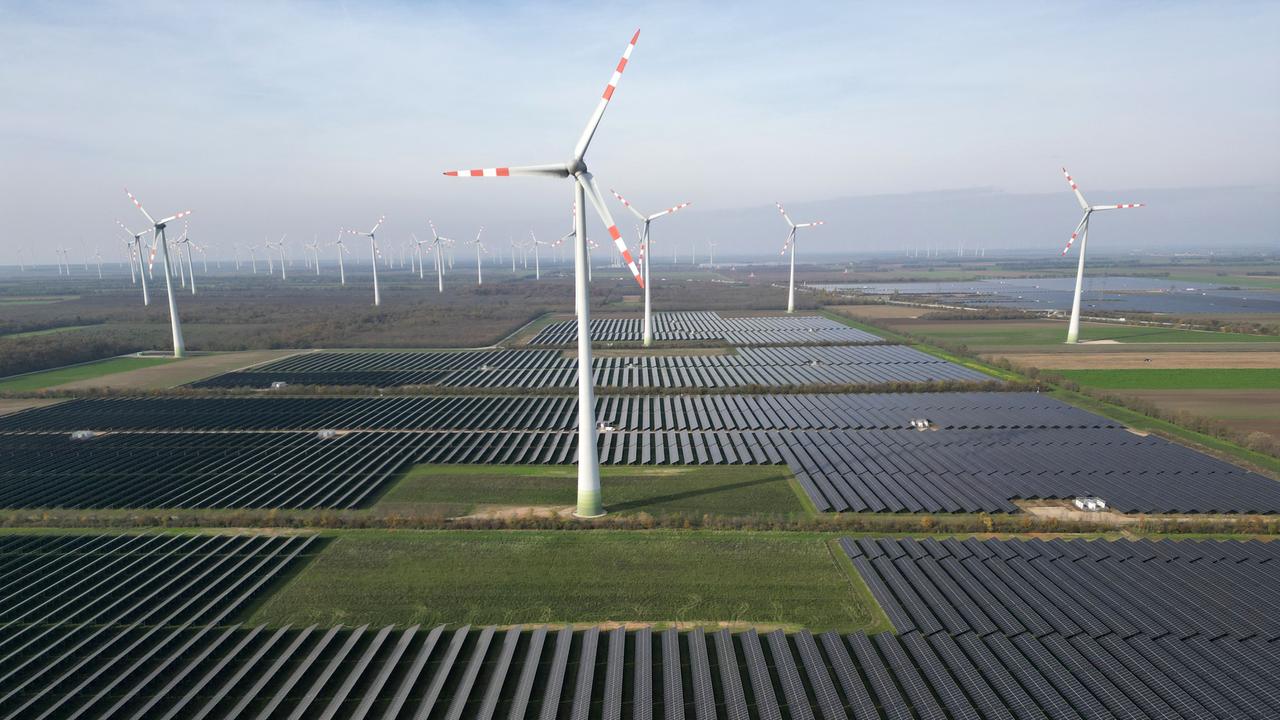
(0, 392, 1113, 432)
(0, 533, 316, 720)
(8, 621, 1278, 718)
(3, 427, 1278, 513)
(191, 345, 985, 389)
(528, 310, 883, 345)
(844, 537, 1280, 643)
(186, 340, 977, 386)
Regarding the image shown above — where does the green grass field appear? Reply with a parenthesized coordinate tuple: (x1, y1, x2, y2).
(1054, 368, 1280, 390)
(248, 530, 891, 632)
(1165, 273, 1280, 291)
(0, 356, 174, 392)
(375, 465, 812, 518)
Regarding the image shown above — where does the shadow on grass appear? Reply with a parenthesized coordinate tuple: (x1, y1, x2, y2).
(606, 474, 789, 513)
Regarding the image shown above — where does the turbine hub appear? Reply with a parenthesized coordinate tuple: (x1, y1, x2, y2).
(568, 158, 587, 176)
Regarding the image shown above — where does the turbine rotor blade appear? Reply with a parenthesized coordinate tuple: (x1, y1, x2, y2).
(1062, 213, 1090, 255)
(796, 221, 825, 228)
(370, 216, 385, 233)
(609, 188, 647, 221)
(1062, 167, 1090, 210)
(442, 163, 569, 178)
(125, 188, 157, 225)
(648, 202, 691, 220)
(572, 29, 640, 163)
(156, 210, 192, 225)
(578, 171, 644, 288)
(776, 202, 795, 228)
(1091, 202, 1145, 211)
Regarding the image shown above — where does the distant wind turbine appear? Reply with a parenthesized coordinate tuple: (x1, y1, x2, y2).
(776, 201, 825, 314)
(117, 220, 151, 305)
(349, 216, 385, 305)
(610, 189, 691, 346)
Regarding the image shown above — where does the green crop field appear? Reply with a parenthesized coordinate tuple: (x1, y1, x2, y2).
(1053, 368, 1280, 390)
(375, 464, 811, 518)
(0, 356, 174, 392)
(249, 530, 891, 632)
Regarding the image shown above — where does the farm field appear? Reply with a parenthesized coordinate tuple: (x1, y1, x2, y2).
(249, 530, 890, 632)
(994, 349, 1280, 369)
(0, 349, 298, 392)
(0, 355, 174, 392)
(890, 319, 1278, 348)
(1053, 368, 1280, 390)
(375, 464, 810, 518)
(1122, 389, 1280, 439)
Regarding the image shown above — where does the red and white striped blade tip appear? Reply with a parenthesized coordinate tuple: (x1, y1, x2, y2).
(443, 168, 511, 177)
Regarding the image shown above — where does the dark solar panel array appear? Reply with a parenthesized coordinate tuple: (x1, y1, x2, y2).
(0, 392, 1111, 432)
(3, 426, 1278, 512)
(190, 344, 987, 389)
(10, 615, 1279, 718)
(0, 533, 316, 720)
(842, 536, 1280, 720)
(529, 310, 883, 345)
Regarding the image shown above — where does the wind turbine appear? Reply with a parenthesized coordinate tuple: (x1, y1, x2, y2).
(271, 235, 288, 280)
(117, 220, 151, 305)
(126, 188, 191, 357)
(333, 230, 351, 285)
(470, 226, 487, 286)
(306, 238, 321, 275)
(93, 248, 103, 280)
(349, 216, 385, 306)
(426, 219, 451, 293)
(1060, 167, 1144, 343)
(776, 201, 825, 314)
(610, 189, 691, 346)
(248, 244, 259, 274)
(443, 28, 646, 518)
(172, 221, 198, 294)
(529, 230, 550, 280)
(411, 233, 429, 280)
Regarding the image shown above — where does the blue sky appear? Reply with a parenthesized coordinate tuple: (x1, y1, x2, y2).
(1, 1, 1276, 262)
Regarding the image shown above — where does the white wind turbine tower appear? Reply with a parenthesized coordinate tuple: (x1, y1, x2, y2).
(610, 189, 691, 346)
(469, 226, 487, 286)
(443, 28, 647, 518)
(333, 230, 351, 285)
(93, 248, 103, 280)
(233, 242, 242, 271)
(776, 201, 825, 314)
(117, 220, 151, 305)
(248, 244, 259, 274)
(1059, 167, 1144, 344)
(349, 216, 385, 306)
(126, 188, 191, 358)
